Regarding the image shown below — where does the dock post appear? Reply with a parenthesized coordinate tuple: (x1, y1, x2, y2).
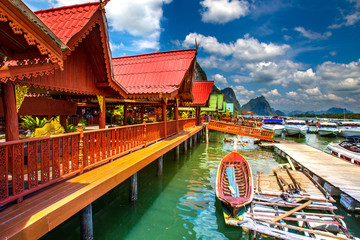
(194, 133, 197, 145)
(175, 145, 180, 161)
(80, 204, 93, 240)
(189, 135, 192, 148)
(183, 140, 187, 153)
(157, 156, 163, 176)
(206, 127, 209, 143)
(130, 173, 138, 202)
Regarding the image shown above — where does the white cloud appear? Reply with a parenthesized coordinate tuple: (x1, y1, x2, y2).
(233, 85, 255, 104)
(316, 59, 360, 91)
(286, 91, 298, 99)
(212, 74, 228, 85)
(294, 27, 332, 40)
(110, 42, 124, 51)
(304, 87, 322, 96)
(183, 33, 290, 62)
(49, 0, 170, 51)
(200, 0, 250, 24)
(263, 89, 281, 98)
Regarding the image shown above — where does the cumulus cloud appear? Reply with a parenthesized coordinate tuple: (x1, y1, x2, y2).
(200, 0, 250, 24)
(212, 74, 228, 85)
(304, 87, 322, 96)
(183, 33, 290, 62)
(286, 91, 299, 99)
(262, 89, 281, 98)
(316, 59, 360, 91)
(233, 85, 255, 104)
(48, 0, 171, 51)
(294, 27, 332, 40)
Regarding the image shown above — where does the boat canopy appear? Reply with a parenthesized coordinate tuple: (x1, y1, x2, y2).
(264, 119, 283, 123)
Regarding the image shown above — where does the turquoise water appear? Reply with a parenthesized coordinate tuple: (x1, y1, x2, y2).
(42, 131, 360, 240)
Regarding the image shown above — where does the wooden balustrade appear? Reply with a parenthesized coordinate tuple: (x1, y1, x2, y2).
(207, 120, 274, 141)
(0, 132, 81, 205)
(0, 118, 200, 205)
(68, 116, 79, 126)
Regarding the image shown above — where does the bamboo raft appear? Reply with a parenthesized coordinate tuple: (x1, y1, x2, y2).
(225, 168, 356, 240)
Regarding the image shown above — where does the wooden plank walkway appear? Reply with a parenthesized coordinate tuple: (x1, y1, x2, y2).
(207, 120, 274, 141)
(0, 125, 204, 240)
(273, 141, 360, 204)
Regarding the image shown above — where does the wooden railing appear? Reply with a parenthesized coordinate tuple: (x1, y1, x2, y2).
(207, 120, 274, 141)
(0, 118, 200, 205)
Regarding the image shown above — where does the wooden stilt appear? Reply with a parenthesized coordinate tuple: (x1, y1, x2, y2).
(183, 140, 187, 153)
(189, 135, 192, 148)
(175, 145, 180, 161)
(206, 127, 209, 143)
(194, 133, 197, 145)
(80, 204, 93, 240)
(130, 173, 138, 202)
(157, 156, 163, 176)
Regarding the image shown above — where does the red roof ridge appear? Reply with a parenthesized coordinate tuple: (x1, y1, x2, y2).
(34, 2, 100, 14)
(112, 48, 197, 60)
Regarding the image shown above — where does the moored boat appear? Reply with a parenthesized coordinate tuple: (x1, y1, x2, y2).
(216, 151, 253, 218)
(262, 119, 285, 136)
(285, 120, 308, 136)
(338, 121, 360, 137)
(327, 135, 360, 165)
(318, 122, 338, 137)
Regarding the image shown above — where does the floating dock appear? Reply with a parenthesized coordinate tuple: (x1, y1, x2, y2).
(273, 141, 360, 211)
(224, 168, 355, 240)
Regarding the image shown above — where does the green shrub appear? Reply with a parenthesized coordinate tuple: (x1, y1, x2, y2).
(20, 116, 52, 132)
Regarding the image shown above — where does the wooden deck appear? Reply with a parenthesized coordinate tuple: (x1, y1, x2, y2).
(273, 141, 360, 206)
(0, 125, 204, 240)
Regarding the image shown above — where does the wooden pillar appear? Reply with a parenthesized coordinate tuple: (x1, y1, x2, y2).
(189, 135, 192, 148)
(130, 173, 138, 202)
(80, 204, 93, 240)
(162, 99, 167, 139)
(183, 139, 187, 153)
(99, 97, 106, 129)
(206, 127, 209, 143)
(194, 133, 197, 145)
(175, 145, 180, 161)
(124, 102, 128, 126)
(1, 83, 19, 141)
(157, 156, 163, 176)
(174, 100, 179, 133)
(195, 106, 200, 126)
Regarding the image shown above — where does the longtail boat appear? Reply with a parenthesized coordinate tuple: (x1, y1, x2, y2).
(216, 150, 254, 219)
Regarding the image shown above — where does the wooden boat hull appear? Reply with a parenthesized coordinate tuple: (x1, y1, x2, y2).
(216, 151, 254, 217)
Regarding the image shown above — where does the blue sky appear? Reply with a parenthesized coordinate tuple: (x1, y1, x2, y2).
(25, 0, 360, 112)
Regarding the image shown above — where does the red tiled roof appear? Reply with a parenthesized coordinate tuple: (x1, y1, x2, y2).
(112, 49, 197, 95)
(35, 2, 100, 44)
(192, 81, 214, 105)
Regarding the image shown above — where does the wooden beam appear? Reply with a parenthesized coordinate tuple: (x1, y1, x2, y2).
(95, 82, 109, 87)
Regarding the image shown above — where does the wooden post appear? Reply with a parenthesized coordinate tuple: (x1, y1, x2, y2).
(1, 82, 19, 141)
(183, 139, 187, 153)
(174, 101, 179, 133)
(175, 145, 180, 161)
(162, 99, 167, 139)
(77, 124, 84, 174)
(60, 115, 67, 129)
(206, 126, 209, 143)
(143, 119, 147, 148)
(130, 173, 138, 202)
(124, 102, 128, 126)
(196, 106, 200, 126)
(80, 204, 93, 240)
(99, 97, 106, 129)
(157, 156, 163, 176)
(189, 135, 192, 148)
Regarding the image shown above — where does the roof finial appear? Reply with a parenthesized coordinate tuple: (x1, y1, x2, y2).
(99, 0, 110, 9)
